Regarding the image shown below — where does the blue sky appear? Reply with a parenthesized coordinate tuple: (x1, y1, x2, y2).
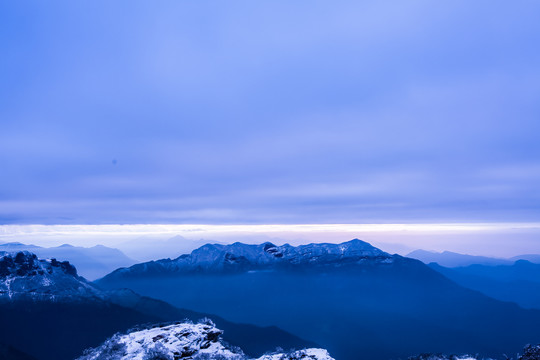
(1, 0, 540, 225)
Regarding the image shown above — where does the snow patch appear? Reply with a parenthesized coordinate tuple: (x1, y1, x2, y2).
(78, 321, 335, 360)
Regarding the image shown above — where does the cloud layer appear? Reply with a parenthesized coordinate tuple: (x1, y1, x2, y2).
(1, 0, 540, 224)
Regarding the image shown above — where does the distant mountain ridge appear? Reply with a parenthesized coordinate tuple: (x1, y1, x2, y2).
(407, 249, 540, 268)
(116, 235, 227, 262)
(102, 239, 394, 279)
(511, 254, 540, 263)
(429, 260, 540, 309)
(407, 249, 513, 267)
(409, 249, 540, 309)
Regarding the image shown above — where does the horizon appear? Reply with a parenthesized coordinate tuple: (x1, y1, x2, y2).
(2, 222, 540, 258)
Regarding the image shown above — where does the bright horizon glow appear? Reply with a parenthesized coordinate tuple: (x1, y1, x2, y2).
(2, 222, 540, 236)
(2, 223, 540, 258)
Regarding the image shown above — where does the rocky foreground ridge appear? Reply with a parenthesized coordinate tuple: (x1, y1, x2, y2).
(77, 320, 334, 360)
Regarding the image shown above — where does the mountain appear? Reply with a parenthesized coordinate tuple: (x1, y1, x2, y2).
(0, 251, 317, 360)
(77, 321, 333, 360)
(102, 239, 392, 275)
(407, 249, 512, 267)
(429, 261, 540, 309)
(116, 235, 225, 262)
(0, 250, 104, 301)
(0, 242, 136, 280)
(97, 239, 540, 360)
(511, 254, 540, 264)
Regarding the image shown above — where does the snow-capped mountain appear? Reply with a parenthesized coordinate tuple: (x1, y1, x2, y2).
(0, 251, 104, 301)
(101, 239, 395, 278)
(77, 321, 334, 360)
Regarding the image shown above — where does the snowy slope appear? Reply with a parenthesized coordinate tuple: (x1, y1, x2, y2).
(0, 242, 136, 280)
(101, 239, 395, 279)
(77, 321, 334, 360)
(407, 355, 476, 360)
(0, 251, 104, 301)
(257, 349, 334, 360)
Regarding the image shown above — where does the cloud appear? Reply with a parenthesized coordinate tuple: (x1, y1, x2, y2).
(1, 0, 540, 224)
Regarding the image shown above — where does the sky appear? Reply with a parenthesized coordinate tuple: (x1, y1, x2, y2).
(1, 1, 540, 249)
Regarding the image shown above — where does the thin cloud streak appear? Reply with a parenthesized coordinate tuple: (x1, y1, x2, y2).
(2, 223, 540, 237)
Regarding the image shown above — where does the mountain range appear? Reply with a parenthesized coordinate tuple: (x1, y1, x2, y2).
(4, 240, 540, 360)
(102, 239, 393, 275)
(97, 239, 540, 360)
(407, 249, 540, 267)
(407, 249, 540, 309)
(429, 261, 540, 309)
(0, 251, 317, 360)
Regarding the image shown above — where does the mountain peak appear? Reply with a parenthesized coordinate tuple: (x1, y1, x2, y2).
(0, 251, 78, 277)
(186, 239, 391, 270)
(330, 238, 380, 251)
(0, 251, 104, 302)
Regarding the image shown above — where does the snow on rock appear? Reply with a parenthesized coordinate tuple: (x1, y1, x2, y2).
(408, 355, 477, 360)
(520, 344, 540, 360)
(77, 321, 335, 360)
(392, 344, 540, 360)
(0, 251, 104, 302)
(182, 239, 392, 271)
(105, 239, 396, 278)
(258, 348, 335, 360)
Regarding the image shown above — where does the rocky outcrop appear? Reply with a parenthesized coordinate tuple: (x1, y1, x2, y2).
(77, 321, 334, 360)
(0, 251, 104, 302)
